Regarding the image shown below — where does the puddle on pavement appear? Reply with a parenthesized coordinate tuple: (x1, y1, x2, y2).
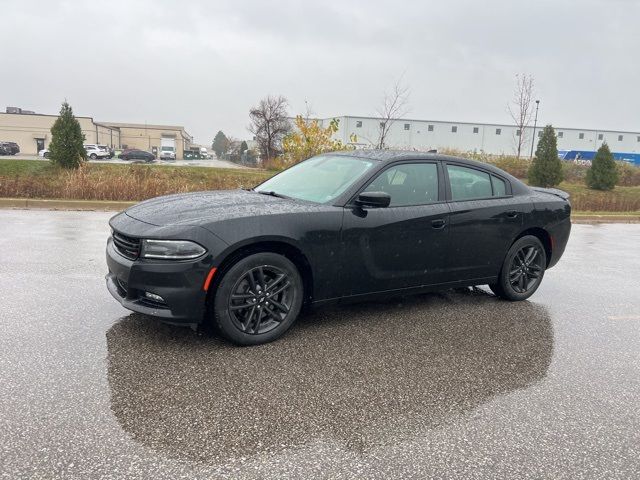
(105, 288, 553, 464)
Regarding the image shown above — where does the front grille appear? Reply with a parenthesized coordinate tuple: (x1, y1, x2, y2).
(112, 231, 141, 260)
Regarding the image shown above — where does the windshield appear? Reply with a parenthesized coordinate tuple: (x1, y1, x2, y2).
(255, 155, 375, 203)
(161, 146, 174, 151)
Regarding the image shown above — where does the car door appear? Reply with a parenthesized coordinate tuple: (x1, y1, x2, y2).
(444, 162, 527, 282)
(340, 161, 450, 297)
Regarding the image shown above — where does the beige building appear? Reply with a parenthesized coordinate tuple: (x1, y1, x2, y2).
(0, 111, 192, 158)
(99, 122, 193, 159)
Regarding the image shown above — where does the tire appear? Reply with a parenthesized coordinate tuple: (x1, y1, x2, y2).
(90, 153, 97, 159)
(489, 235, 546, 301)
(212, 252, 304, 346)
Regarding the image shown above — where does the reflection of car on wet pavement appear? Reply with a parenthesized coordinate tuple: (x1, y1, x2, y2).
(106, 151, 571, 345)
(106, 290, 553, 462)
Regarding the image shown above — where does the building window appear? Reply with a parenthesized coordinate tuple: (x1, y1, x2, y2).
(356, 120, 362, 128)
(516, 129, 521, 137)
(558, 131, 563, 138)
(538, 131, 543, 138)
(473, 127, 479, 134)
(451, 126, 458, 133)
(428, 125, 434, 132)
(404, 123, 410, 131)
(637, 136, 640, 142)
(598, 133, 603, 140)
(495, 128, 502, 135)
(618, 135, 624, 141)
(379, 122, 384, 128)
(579, 133, 584, 139)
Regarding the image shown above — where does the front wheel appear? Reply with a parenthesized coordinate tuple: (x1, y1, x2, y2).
(489, 235, 546, 301)
(90, 153, 97, 159)
(212, 252, 303, 345)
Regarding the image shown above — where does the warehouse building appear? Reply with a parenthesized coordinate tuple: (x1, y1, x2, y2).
(0, 109, 192, 158)
(99, 122, 193, 159)
(321, 115, 640, 159)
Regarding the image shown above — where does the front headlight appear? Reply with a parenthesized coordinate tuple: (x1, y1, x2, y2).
(141, 239, 207, 260)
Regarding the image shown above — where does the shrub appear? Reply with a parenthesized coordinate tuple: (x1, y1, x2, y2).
(528, 125, 563, 187)
(282, 116, 355, 167)
(561, 162, 588, 183)
(616, 161, 640, 187)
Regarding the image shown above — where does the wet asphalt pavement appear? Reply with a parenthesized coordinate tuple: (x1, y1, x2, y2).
(1, 210, 639, 479)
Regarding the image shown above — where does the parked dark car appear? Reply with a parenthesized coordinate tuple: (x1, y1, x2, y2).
(120, 149, 155, 162)
(1, 141, 19, 155)
(106, 151, 571, 345)
(0, 143, 12, 155)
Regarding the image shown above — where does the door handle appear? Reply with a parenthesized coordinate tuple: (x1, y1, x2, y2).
(431, 218, 446, 229)
(505, 210, 519, 219)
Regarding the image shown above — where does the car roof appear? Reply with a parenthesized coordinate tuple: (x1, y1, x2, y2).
(331, 149, 517, 176)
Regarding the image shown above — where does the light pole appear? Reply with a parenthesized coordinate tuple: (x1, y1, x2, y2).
(530, 99, 540, 158)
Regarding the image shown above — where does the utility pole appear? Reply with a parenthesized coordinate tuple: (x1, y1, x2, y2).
(530, 100, 540, 158)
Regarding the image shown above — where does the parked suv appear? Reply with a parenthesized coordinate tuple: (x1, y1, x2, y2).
(84, 145, 109, 159)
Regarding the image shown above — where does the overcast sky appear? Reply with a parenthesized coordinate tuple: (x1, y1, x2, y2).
(2, 0, 639, 144)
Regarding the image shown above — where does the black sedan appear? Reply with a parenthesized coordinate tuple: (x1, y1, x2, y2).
(120, 149, 155, 162)
(106, 151, 571, 345)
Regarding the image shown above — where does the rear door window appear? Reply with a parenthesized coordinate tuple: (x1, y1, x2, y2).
(447, 165, 492, 201)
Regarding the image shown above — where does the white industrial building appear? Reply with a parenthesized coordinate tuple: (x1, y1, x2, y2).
(319, 115, 640, 157)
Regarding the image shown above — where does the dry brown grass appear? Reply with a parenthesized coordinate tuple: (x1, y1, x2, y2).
(0, 160, 271, 202)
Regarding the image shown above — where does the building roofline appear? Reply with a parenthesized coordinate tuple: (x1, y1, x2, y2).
(324, 115, 640, 135)
(0, 111, 97, 122)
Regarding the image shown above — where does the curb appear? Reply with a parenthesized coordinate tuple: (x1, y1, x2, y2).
(0, 198, 135, 211)
(571, 215, 640, 224)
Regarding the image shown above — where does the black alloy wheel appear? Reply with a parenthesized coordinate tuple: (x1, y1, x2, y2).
(213, 252, 303, 345)
(490, 235, 547, 301)
(509, 244, 544, 293)
(228, 265, 293, 335)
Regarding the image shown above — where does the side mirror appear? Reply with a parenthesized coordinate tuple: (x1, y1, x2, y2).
(355, 191, 391, 208)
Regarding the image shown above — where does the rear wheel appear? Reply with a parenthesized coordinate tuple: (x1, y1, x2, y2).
(489, 235, 546, 301)
(212, 252, 303, 345)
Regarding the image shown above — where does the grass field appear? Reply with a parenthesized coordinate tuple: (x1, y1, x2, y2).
(1, 158, 639, 212)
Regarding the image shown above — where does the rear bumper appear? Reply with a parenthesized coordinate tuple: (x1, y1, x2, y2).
(547, 217, 571, 269)
(105, 237, 210, 324)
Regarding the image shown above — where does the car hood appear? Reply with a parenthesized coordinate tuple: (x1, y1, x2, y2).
(124, 190, 321, 227)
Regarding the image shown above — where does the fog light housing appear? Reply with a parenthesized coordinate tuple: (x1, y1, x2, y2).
(144, 291, 165, 303)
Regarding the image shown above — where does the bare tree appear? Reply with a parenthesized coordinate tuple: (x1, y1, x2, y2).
(248, 95, 291, 160)
(376, 80, 410, 149)
(508, 74, 535, 158)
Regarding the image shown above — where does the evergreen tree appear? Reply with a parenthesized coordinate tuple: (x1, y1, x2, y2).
(240, 140, 248, 153)
(586, 142, 618, 190)
(49, 101, 86, 169)
(528, 124, 563, 187)
(212, 131, 229, 158)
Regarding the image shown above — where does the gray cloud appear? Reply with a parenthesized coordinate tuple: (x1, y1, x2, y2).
(2, 0, 639, 144)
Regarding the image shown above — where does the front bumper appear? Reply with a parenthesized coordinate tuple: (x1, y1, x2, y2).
(105, 237, 210, 324)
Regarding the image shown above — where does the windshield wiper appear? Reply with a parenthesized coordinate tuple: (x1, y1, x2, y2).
(255, 190, 290, 199)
